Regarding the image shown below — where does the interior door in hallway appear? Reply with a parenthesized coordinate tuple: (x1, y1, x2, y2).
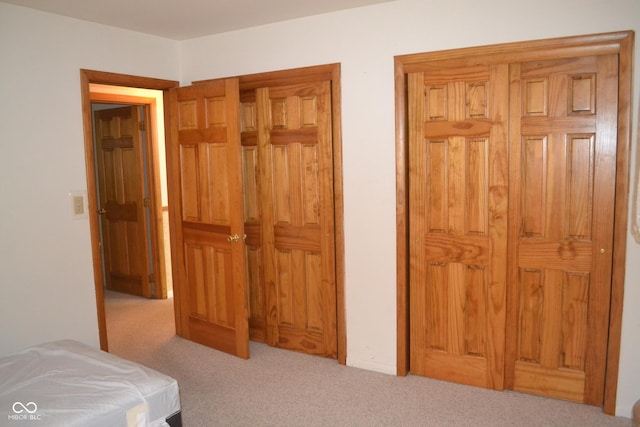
(167, 78, 249, 358)
(408, 64, 509, 389)
(254, 81, 338, 358)
(506, 54, 618, 405)
(94, 106, 153, 298)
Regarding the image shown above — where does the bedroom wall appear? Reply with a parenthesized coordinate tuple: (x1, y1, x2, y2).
(0, 0, 638, 419)
(0, 3, 179, 352)
(178, 0, 640, 416)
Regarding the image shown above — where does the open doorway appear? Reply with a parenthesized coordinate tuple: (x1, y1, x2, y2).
(91, 90, 173, 352)
(80, 70, 180, 351)
(91, 90, 169, 299)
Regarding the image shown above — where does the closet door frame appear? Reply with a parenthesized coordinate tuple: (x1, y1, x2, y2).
(394, 31, 633, 414)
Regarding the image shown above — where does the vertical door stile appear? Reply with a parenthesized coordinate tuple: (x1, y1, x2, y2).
(584, 54, 618, 405)
(256, 86, 280, 348)
(241, 88, 268, 344)
(505, 62, 522, 391)
(317, 80, 338, 355)
(226, 78, 250, 359)
(408, 71, 428, 376)
(487, 63, 509, 390)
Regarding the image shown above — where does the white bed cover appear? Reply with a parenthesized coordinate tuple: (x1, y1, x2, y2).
(0, 340, 180, 427)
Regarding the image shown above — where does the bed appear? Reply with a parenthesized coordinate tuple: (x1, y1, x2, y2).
(0, 340, 181, 427)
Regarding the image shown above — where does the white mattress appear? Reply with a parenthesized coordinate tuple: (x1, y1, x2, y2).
(0, 340, 180, 427)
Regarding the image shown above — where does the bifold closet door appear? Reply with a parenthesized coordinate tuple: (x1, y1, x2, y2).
(408, 64, 509, 389)
(169, 74, 337, 359)
(167, 78, 250, 359)
(407, 52, 619, 405)
(506, 54, 618, 405)
(242, 81, 338, 358)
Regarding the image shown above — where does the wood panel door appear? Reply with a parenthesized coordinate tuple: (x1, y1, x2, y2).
(167, 78, 249, 358)
(398, 31, 632, 413)
(252, 81, 337, 358)
(506, 54, 618, 404)
(408, 64, 509, 389)
(94, 106, 152, 298)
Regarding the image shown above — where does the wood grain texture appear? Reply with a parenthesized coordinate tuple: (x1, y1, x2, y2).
(408, 62, 508, 390)
(258, 81, 338, 358)
(509, 54, 618, 405)
(94, 106, 150, 298)
(237, 65, 345, 363)
(168, 78, 250, 359)
(395, 31, 633, 411)
(604, 31, 633, 415)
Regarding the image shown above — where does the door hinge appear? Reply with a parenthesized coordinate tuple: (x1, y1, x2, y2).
(139, 121, 146, 131)
(144, 198, 151, 207)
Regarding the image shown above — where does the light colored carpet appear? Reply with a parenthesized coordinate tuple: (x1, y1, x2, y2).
(104, 291, 631, 427)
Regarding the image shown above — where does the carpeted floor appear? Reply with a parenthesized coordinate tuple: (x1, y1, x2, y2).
(104, 291, 631, 427)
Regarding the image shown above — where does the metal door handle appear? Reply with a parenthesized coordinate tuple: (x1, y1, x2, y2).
(227, 233, 247, 243)
(98, 208, 107, 215)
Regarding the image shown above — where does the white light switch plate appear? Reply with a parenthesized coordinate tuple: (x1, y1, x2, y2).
(69, 190, 88, 219)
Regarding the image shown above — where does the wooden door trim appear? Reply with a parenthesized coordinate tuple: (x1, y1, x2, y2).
(80, 69, 179, 351)
(394, 31, 633, 414)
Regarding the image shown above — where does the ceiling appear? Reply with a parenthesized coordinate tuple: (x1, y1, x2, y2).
(1, 0, 394, 41)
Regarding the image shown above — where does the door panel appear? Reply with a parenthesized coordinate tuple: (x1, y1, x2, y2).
(95, 106, 151, 298)
(506, 55, 618, 404)
(168, 78, 249, 358)
(257, 82, 337, 358)
(408, 65, 509, 389)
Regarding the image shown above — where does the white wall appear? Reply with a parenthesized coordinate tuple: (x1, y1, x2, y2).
(180, 0, 640, 417)
(0, 0, 638, 419)
(0, 3, 179, 351)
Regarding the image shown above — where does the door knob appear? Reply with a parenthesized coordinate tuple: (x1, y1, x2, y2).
(98, 208, 107, 215)
(227, 233, 246, 243)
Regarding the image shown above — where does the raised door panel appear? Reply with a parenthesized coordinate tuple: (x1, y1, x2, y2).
(168, 78, 249, 358)
(258, 81, 337, 358)
(95, 106, 150, 297)
(507, 55, 618, 404)
(409, 65, 509, 389)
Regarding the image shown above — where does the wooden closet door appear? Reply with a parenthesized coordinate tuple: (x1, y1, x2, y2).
(506, 54, 618, 404)
(257, 81, 337, 358)
(408, 64, 509, 389)
(167, 78, 249, 359)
